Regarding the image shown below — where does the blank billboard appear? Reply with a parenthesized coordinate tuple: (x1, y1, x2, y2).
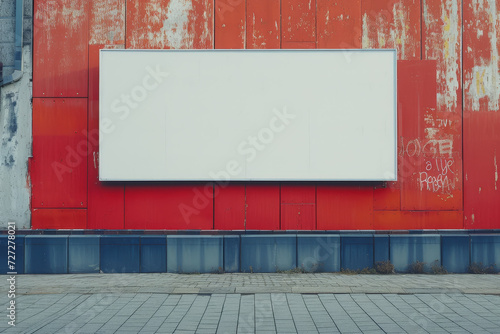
(99, 49, 396, 181)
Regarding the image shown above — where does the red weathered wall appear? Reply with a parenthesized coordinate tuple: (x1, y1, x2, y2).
(31, 0, 500, 230)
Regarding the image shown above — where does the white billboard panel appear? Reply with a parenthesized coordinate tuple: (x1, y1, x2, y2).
(99, 49, 397, 181)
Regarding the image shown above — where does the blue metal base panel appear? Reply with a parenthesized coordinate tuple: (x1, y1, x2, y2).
(0, 235, 24, 274)
(224, 236, 240, 273)
(100, 236, 140, 273)
(390, 235, 441, 273)
(241, 235, 296, 273)
(471, 235, 500, 272)
(140, 236, 167, 273)
(374, 235, 390, 263)
(341, 235, 374, 270)
(442, 235, 470, 273)
(25, 236, 68, 274)
(167, 236, 223, 273)
(69, 236, 100, 274)
(297, 235, 340, 272)
(4, 232, 500, 274)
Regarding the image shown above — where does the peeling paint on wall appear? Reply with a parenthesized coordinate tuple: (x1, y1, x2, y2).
(423, 0, 461, 112)
(464, 0, 500, 111)
(35, 0, 87, 51)
(90, 0, 125, 44)
(1, 93, 18, 168)
(495, 153, 498, 190)
(0, 46, 32, 229)
(362, 0, 420, 60)
(161, 0, 194, 49)
(126, 0, 214, 49)
(246, 0, 280, 49)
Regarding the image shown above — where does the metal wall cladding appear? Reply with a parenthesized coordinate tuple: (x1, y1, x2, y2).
(214, 184, 246, 230)
(31, 0, 499, 230)
(33, 0, 89, 97)
(87, 44, 125, 229)
(463, 0, 500, 229)
(31, 98, 88, 209)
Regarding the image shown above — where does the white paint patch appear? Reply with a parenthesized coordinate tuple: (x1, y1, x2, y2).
(437, 0, 460, 111)
(161, 0, 194, 49)
(468, 65, 500, 110)
(362, 2, 415, 59)
(362, 14, 370, 48)
(425, 128, 439, 139)
(466, 0, 500, 111)
(392, 2, 408, 59)
(495, 154, 498, 190)
(90, 1, 124, 44)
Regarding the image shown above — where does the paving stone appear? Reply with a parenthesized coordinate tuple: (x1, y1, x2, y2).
(7, 274, 500, 334)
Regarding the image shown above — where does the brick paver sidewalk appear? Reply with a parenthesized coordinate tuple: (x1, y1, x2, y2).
(12, 273, 500, 295)
(0, 274, 498, 333)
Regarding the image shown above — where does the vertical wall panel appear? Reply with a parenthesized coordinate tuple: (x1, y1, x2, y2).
(246, 0, 280, 49)
(125, 184, 214, 229)
(281, 184, 316, 230)
(124, 0, 214, 229)
(246, 184, 280, 229)
(214, 185, 245, 229)
(423, 0, 462, 115)
(282, 0, 316, 43)
(126, 0, 214, 49)
(317, 186, 373, 230)
(215, 0, 245, 48)
(214, 0, 246, 230)
(89, 0, 126, 45)
(463, 0, 500, 114)
(317, 0, 361, 49)
(399, 61, 463, 211)
(463, 0, 500, 228)
(33, 0, 89, 97)
(281, 185, 315, 204)
(281, 205, 316, 230)
(362, 0, 421, 60)
(32, 98, 88, 208)
(87, 45, 125, 229)
(213, 0, 245, 228)
(231, 0, 282, 230)
(362, 1, 421, 211)
(32, 209, 87, 229)
(421, 0, 463, 211)
(464, 113, 500, 228)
